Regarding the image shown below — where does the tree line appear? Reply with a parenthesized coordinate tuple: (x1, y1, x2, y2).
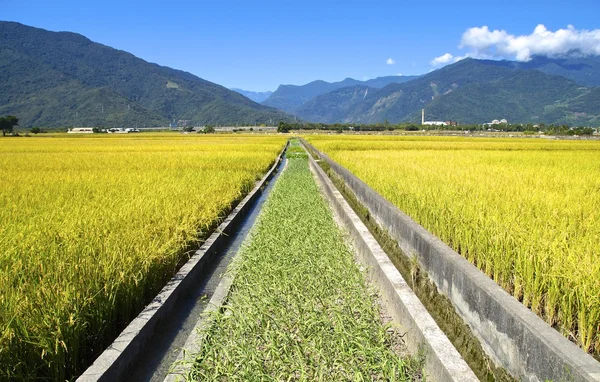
(277, 121, 597, 135)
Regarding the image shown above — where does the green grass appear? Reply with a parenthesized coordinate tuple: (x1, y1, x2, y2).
(189, 143, 423, 381)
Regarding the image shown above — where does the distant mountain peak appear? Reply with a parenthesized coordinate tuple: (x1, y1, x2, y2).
(262, 75, 419, 112)
(231, 88, 273, 103)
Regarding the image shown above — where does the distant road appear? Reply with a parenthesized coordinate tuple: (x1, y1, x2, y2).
(137, 127, 177, 131)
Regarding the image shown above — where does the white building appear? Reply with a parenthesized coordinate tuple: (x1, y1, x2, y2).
(67, 127, 94, 134)
(422, 109, 447, 126)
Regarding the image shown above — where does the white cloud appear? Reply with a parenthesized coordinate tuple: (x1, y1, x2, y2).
(431, 53, 454, 66)
(397, 72, 403, 76)
(386, 58, 395, 65)
(430, 24, 600, 68)
(460, 24, 600, 61)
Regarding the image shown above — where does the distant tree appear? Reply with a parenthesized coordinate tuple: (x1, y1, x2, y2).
(582, 127, 595, 135)
(277, 122, 290, 133)
(204, 126, 215, 134)
(30, 127, 41, 134)
(0, 115, 19, 136)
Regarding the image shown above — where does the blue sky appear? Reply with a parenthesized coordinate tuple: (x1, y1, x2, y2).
(3, 0, 599, 91)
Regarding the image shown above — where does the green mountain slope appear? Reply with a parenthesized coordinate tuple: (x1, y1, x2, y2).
(293, 85, 372, 123)
(363, 75, 419, 88)
(0, 21, 290, 127)
(480, 55, 600, 87)
(295, 58, 600, 126)
(262, 75, 418, 113)
(425, 70, 598, 125)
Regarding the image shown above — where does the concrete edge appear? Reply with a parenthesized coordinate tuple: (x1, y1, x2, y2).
(77, 141, 288, 382)
(163, 153, 294, 381)
(306, 147, 478, 382)
(163, 156, 293, 381)
(303, 139, 600, 382)
(162, 267, 236, 382)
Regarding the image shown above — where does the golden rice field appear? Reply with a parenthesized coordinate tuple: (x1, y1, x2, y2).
(0, 133, 286, 380)
(306, 135, 600, 357)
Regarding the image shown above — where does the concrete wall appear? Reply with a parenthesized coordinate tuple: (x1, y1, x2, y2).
(303, 140, 600, 382)
(309, 154, 478, 382)
(77, 144, 287, 382)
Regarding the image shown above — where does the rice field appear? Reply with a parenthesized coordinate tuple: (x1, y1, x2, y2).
(0, 133, 286, 380)
(305, 135, 600, 357)
(189, 142, 422, 380)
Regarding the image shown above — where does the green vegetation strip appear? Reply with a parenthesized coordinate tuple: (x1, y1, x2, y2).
(188, 144, 422, 380)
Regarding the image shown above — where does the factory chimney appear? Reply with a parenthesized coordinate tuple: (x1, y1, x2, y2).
(422, 109, 425, 125)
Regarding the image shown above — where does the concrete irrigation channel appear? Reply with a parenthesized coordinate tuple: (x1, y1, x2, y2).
(302, 139, 600, 382)
(79, 139, 478, 381)
(77, 143, 288, 381)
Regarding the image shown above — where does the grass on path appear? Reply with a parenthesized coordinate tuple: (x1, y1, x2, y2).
(190, 144, 423, 381)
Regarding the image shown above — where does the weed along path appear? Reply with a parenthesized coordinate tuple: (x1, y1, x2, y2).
(180, 143, 424, 380)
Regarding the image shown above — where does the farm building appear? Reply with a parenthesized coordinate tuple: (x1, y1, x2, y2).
(67, 127, 94, 134)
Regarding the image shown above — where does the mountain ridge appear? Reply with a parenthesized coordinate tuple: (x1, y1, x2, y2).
(0, 21, 291, 127)
(231, 88, 273, 103)
(262, 75, 418, 113)
(476, 55, 600, 87)
(294, 58, 600, 126)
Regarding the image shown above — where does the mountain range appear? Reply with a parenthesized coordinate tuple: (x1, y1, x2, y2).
(0, 21, 290, 128)
(290, 57, 600, 126)
(231, 89, 273, 103)
(261, 75, 418, 113)
(2, 21, 600, 128)
(479, 55, 600, 87)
